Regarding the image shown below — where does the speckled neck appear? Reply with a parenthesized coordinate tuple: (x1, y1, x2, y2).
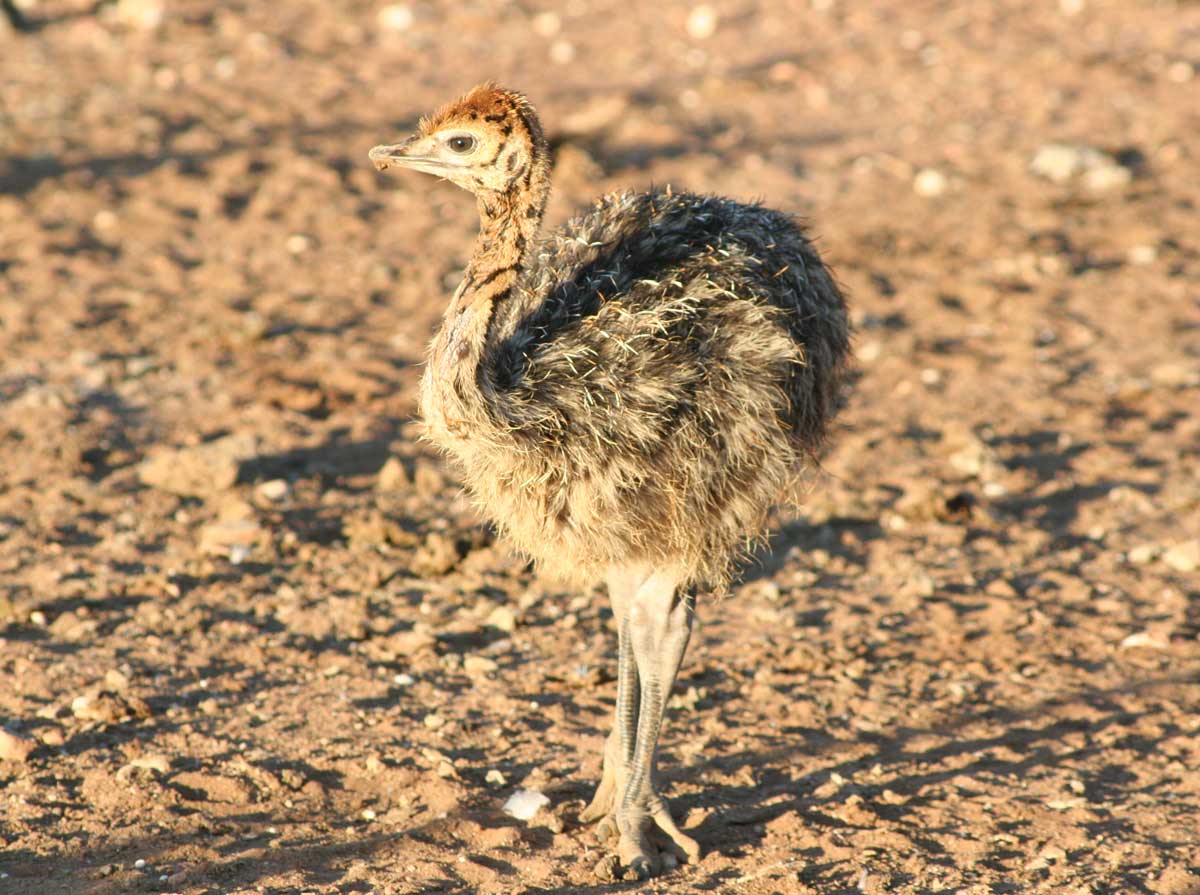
(449, 114, 551, 317)
(448, 188, 544, 315)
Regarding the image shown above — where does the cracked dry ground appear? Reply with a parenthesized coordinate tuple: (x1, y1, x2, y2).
(1, 1, 1198, 893)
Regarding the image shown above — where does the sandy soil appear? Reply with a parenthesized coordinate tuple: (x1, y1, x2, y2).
(2, 1, 1199, 893)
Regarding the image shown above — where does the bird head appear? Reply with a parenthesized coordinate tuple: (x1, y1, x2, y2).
(369, 83, 548, 197)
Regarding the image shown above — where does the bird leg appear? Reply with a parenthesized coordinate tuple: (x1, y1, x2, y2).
(580, 565, 644, 831)
(618, 572, 700, 876)
(583, 567, 700, 878)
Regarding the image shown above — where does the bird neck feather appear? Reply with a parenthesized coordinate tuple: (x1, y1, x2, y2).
(449, 150, 549, 317)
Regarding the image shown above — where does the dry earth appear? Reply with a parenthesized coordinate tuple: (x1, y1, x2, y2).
(1, 1, 1199, 893)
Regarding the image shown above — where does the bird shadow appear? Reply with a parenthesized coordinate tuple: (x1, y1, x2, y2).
(242, 431, 401, 486)
(739, 513, 884, 586)
(4, 623, 1191, 895)
(671, 673, 1196, 894)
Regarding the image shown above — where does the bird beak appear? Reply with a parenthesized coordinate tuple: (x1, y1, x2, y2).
(369, 136, 444, 173)
(368, 138, 413, 171)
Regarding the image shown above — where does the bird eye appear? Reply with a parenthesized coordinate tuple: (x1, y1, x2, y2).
(447, 135, 476, 154)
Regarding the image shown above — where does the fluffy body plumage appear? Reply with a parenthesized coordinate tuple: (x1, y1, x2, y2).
(423, 187, 849, 587)
(371, 84, 850, 877)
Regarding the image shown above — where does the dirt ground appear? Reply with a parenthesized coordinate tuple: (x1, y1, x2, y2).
(1, 0, 1199, 893)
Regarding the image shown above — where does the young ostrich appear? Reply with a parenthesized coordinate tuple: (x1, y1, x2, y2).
(370, 85, 850, 878)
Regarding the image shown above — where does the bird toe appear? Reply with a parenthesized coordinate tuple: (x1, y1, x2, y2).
(594, 814, 619, 846)
(618, 838, 660, 880)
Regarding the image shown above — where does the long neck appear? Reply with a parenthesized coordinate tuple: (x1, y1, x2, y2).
(449, 165, 549, 316)
(422, 160, 549, 443)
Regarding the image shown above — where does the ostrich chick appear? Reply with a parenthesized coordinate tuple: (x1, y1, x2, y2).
(370, 85, 850, 878)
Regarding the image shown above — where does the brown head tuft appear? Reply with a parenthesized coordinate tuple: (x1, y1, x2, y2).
(370, 83, 549, 198)
(420, 83, 542, 143)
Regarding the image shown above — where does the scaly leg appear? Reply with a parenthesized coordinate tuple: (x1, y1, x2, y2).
(615, 570, 701, 878)
(581, 564, 646, 835)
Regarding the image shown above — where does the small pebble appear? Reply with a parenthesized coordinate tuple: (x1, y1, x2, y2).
(377, 4, 413, 31)
(549, 39, 575, 65)
(255, 479, 290, 502)
(1127, 544, 1158, 565)
(1154, 865, 1200, 895)
(127, 753, 171, 774)
(72, 693, 124, 723)
(199, 518, 264, 557)
(0, 729, 36, 762)
(531, 11, 560, 37)
(1128, 244, 1157, 266)
(502, 788, 550, 820)
(412, 460, 446, 495)
(1030, 143, 1099, 183)
(486, 605, 518, 632)
(1150, 362, 1197, 387)
(1082, 164, 1131, 192)
(1162, 540, 1199, 573)
(138, 433, 258, 498)
(485, 769, 507, 786)
(112, 0, 164, 30)
(1166, 61, 1194, 83)
(1030, 143, 1131, 191)
(685, 5, 718, 40)
(913, 168, 948, 197)
(377, 457, 410, 491)
(1120, 629, 1170, 651)
(134, 859, 146, 869)
(463, 655, 498, 675)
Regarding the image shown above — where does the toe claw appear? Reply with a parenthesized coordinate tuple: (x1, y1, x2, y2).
(626, 852, 657, 880)
(651, 803, 701, 863)
(595, 815, 618, 846)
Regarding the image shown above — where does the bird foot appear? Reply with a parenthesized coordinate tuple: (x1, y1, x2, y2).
(584, 795, 700, 879)
(579, 731, 621, 825)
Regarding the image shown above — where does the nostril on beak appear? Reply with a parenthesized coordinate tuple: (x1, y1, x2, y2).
(370, 136, 423, 171)
(368, 144, 399, 170)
